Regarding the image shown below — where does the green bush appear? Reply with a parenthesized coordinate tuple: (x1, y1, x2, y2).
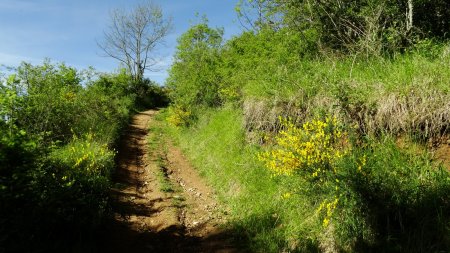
(167, 20, 224, 110)
(0, 61, 142, 251)
(337, 138, 450, 252)
(41, 133, 115, 226)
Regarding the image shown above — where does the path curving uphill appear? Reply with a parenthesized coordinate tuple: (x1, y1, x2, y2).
(100, 110, 240, 253)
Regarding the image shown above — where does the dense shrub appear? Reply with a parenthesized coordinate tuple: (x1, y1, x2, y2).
(258, 117, 450, 252)
(167, 21, 224, 110)
(0, 60, 153, 251)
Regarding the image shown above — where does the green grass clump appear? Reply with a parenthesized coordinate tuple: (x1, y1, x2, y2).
(337, 139, 450, 252)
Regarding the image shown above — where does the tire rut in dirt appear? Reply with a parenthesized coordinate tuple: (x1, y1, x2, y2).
(97, 110, 241, 253)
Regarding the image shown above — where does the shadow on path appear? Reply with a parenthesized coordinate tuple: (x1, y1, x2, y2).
(96, 110, 240, 253)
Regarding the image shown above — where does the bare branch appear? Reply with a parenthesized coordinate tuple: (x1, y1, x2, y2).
(98, 0, 172, 82)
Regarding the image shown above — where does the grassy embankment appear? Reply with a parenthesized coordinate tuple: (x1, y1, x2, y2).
(163, 45, 450, 252)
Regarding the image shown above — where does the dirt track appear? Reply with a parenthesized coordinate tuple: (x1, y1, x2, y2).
(100, 110, 239, 253)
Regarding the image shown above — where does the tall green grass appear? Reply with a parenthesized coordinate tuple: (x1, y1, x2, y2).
(165, 105, 450, 252)
(241, 44, 450, 100)
(165, 107, 320, 252)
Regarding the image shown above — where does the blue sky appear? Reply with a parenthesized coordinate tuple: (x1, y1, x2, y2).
(0, 0, 243, 84)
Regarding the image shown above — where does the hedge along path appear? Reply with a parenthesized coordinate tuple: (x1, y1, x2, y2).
(102, 110, 239, 253)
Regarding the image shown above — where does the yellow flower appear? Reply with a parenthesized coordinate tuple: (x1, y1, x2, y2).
(323, 218, 330, 227)
(281, 192, 292, 199)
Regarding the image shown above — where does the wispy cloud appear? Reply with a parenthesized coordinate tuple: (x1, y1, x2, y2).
(0, 51, 41, 67)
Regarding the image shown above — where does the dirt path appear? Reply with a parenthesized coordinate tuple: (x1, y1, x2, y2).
(100, 110, 240, 253)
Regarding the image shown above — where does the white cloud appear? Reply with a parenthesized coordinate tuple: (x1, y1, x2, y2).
(0, 51, 41, 67)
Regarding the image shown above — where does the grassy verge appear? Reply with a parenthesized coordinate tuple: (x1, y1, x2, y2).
(163, 107, 319, 252)
(164, 37, 450, 252)
(162, 105, 450, 252)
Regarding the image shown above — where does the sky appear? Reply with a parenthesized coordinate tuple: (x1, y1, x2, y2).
(0, 0, 244, 84)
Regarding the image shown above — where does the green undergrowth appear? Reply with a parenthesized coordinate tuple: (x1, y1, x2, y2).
(162, 106, 450, 252)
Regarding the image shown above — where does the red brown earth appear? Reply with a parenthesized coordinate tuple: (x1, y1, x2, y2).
(99, 110, 242, 253)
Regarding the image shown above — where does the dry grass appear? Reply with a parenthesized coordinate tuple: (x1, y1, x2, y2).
(243, 94, 340, 143)
(243, 87, 449, 144)
(371, 89, 450, 142)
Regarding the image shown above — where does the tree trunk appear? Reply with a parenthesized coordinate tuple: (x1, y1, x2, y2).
(406, 0, 413, 32)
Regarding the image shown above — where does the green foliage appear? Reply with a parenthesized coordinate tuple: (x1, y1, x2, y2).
(0, 127, 41, 205)
(167, 20, 224, 109)
(336, 138, 450, 252)
(40, 134, 114, 223)
(164, 3, 450, 251)
(133, 79, 170, 109)
(0, 60, 149, 251)
(259, 0, 450, 54)
(220, 28, 316, 101)
(4, 61, 82, 142)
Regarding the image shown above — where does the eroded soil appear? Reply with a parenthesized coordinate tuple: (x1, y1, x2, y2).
(98, 110, 240, 253)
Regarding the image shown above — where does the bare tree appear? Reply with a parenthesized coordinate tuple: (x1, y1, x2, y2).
(99, 1, 172, 82)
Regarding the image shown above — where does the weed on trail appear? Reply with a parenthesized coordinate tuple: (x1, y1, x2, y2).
(148, 123, 177, 194)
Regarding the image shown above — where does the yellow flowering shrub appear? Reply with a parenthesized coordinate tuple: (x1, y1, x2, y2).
(258, 116, 352, 228)
(166, 106, 192, 127)
(50, 132, 115, 181)
(258, 116, 347, 178)
(316, 197, 339, 227)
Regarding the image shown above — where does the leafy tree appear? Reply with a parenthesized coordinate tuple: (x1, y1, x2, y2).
(98, 0, 172, 82)
(167, 20, 224, 110)
(240, 0, 449, 54)
(3, 61, 82, 142)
